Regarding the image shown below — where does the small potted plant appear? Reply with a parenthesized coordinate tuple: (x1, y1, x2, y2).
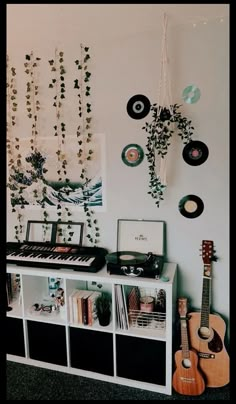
(95, 292, 111, 326)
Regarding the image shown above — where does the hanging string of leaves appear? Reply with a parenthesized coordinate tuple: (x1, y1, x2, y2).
(25, 52, 51, 241)
(7, 47, 100, 245)
(142, 103, 194, 207)
(49, 49, 74, 243)
(74, 44, 100, 245)
(6, 55, 24, 242)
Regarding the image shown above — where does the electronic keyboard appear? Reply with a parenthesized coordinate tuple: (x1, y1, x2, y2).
(6, 241, 108, 273)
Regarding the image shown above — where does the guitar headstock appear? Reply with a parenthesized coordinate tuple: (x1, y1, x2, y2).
(202, 240, 214, 264)
(201, 240, 216, 278)
(178, 297, 188, 318)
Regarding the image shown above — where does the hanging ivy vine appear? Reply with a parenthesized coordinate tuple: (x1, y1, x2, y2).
(6, 55, 25, 242)
(24, 51, 51, 240)
(142, 103, 194, 207)
(7, 46, 100, 246)
(49, 49, 74, 243)
(74, 44, 100, 245)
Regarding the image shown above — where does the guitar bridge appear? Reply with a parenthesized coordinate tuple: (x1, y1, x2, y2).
(198, 352, 215, 359)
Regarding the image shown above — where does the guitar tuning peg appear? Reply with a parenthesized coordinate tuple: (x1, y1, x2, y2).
(211, 255, 218, 262)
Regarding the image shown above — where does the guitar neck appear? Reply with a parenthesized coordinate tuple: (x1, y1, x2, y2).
(200, 264, 211, 328)
(180, 318, 190, 359)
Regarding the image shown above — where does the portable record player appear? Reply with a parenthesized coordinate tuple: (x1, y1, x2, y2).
(106, 219, 166, 279)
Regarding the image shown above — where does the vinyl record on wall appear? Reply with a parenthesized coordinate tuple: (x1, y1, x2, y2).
(121, 144, 144, 167)
(182, 140, 209, 166)
(182, 85, 201, 104)
(178, 195, 204, 219)
(127, 94, 151, 119)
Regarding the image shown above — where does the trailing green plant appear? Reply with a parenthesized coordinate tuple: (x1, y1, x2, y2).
(25, 51, 51, 239)
(142, 103, 194, 207)
(24, 51, 41, 151)
(74, 44, 100, 245)
(7, 55, 24, 241)
(49, 49, 73, 242)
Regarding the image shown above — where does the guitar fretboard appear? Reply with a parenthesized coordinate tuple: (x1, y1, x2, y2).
(200, 264, 211, 328)
(180, 319, 190, 359)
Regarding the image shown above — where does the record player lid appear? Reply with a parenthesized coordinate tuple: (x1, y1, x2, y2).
(117, 219, 165, 256)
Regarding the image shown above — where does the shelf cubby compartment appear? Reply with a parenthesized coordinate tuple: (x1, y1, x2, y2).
(66, 278, 113, 331)
(27, 320, 67, 366)
(116, 334, 166, 385)
(69, 327, 114, 375)
(115, 284, 166, 339)
(6, 273, 23, 318)
(6, 317, 25, 357)
(22, 274, 66, 325)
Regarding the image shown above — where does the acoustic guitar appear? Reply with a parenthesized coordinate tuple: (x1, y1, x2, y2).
(188, 240, 230, 387)
(172, 297, 205, 396)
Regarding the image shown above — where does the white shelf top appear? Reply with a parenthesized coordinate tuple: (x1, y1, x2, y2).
(7, 262, 177, 286)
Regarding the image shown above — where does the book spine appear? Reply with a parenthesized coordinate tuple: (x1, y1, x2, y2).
(77, 294, 83, 324)
(82, 297, 88, 325)
(88, 296, 93, 326)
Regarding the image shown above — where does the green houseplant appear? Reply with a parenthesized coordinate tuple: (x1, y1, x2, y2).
(95, 292, 111, 326)
(142, 103, 194, 207)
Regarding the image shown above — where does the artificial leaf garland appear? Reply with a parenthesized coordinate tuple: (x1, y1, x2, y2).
(74, 44, 100, 245)
(7, 55, 24, 241)
(7, 47, 100, 245)
(25, 52, 51, 240)
(49, 49, 74, 243)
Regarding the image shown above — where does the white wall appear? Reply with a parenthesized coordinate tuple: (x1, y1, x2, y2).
(7, 5, 229, 340)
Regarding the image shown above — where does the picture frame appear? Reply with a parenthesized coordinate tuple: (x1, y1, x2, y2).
(25, 220, 84, 245)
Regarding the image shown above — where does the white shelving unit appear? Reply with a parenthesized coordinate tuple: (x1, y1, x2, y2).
(7, 262, 177, 395)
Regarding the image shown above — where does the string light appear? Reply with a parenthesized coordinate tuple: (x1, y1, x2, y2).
(187, 14, 228, 29)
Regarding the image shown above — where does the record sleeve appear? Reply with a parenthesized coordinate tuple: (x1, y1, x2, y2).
(117, 219, 165, 257)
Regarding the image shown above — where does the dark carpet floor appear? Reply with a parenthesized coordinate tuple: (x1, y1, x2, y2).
(6, 361, 230, 400)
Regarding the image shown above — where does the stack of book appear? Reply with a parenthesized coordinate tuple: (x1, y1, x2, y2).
(69, 289, 102, 326)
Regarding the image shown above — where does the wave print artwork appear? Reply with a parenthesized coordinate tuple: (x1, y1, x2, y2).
(8, 134, 105, 209)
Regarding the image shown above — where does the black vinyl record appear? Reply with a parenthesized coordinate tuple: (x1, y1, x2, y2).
(127, 94, 151, 119)
(121, 144, 144, 167)
(183, 141, 209, 166)
(106, 251, 147, 265)
(178, 195, 204, 219)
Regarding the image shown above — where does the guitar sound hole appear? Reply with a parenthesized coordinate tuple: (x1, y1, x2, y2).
(182, 359, 191, 368)
(198, 326, 211, 340)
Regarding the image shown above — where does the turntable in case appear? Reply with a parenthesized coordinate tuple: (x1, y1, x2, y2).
(106, 250, 164, 279)
(106, 219, 166, 279)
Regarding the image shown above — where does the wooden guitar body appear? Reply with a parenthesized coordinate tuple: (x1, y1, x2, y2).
(188, 311, 230, 387)
(173, 349, 205, 395)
